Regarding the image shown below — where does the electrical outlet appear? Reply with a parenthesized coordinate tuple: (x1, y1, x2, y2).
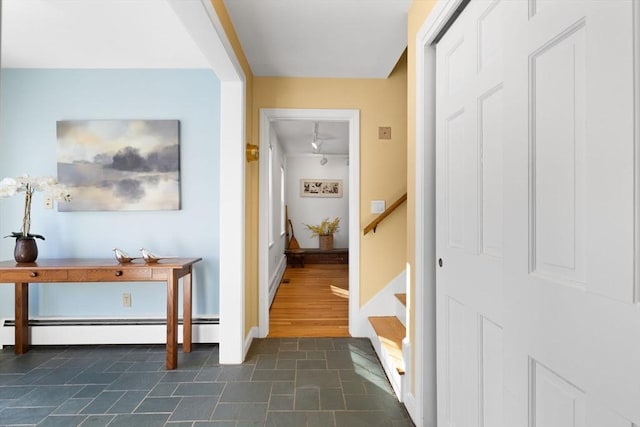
(44, 197, 53, 209)
(122, 293, 131, 307)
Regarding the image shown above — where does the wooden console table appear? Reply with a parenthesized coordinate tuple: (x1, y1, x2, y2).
(0, 258, 202, 370)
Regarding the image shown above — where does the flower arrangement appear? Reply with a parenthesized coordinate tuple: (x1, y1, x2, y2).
(304, 217, 341, 237)
(0, 175, 71, 240)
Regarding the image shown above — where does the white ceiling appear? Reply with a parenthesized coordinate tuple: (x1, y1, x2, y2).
(0, 0, 210, 68)
(272, 120, 349, 155)
(223, 0, 411, 78)
(1, 0, 409, 154)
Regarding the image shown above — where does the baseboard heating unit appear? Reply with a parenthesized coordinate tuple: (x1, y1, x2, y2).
(0, 317, 220, 347)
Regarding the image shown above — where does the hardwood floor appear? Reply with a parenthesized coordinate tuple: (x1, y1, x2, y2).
(268, 264, 350, 337)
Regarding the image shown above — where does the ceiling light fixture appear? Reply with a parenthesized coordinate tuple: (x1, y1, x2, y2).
(310, 122, 322, 153)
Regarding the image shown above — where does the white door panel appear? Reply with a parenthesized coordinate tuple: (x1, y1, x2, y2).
(530, 360, 586, 427)
(479, 316, 503, 427)
(444, 109, 470, 251)
(436, 0, 638, 426)
(530, 19, 587, 286)
(444, 297, 476, 427)
(479, 84, 503, 259)
(436, 1, 504, 426)
(503, 0, 638, 425)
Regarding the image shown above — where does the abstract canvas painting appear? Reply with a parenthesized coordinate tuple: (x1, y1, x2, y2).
(57, 120, 180, 211)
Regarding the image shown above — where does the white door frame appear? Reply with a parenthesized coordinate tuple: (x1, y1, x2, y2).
(169, 0, 247, 363)
(413, 0, 466, 425)
(635, 0, 640, 303)
(258, 108, 360, 338)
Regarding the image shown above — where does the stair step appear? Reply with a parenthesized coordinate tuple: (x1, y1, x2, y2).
(394, 293, 406, 307)
(369, 316, 405, 375)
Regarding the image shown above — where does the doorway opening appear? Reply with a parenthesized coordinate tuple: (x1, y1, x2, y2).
(258, 109, 360, 338)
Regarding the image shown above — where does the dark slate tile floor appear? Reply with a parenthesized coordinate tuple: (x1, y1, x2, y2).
(0, 338, 414, 426)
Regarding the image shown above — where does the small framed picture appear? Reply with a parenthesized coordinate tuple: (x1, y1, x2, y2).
(300, 179, 343, 198)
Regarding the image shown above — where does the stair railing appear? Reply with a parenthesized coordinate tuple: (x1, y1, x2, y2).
(363, 193, 407, 235)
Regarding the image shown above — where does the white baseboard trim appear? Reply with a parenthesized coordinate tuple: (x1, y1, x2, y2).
(0, 317, 219, 346)
(396, 294, 407, 328)
(243, 326, 259, 361)
(402, 337, 419, 424)
(352, 269, 407, 337)
(268, 255, 287, 306)
(404, 392, 418, 426)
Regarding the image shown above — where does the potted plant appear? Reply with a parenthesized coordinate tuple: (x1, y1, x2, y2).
(0, 175, 71, 263)
(304, 217, 340, 250)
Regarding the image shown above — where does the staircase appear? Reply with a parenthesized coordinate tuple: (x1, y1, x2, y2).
(368, 292, 407, 400)
(362, 194, 410, 401)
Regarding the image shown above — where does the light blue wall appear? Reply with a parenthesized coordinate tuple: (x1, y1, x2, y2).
(0, 69, 221, 318)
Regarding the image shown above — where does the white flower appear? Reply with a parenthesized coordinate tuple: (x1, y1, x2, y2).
(45, 183, 72, 202)
(0, 177, 18, 198)
(15, 175, 32, 190)
(0, 175, 72, 237)
(35, 176, 57, 191)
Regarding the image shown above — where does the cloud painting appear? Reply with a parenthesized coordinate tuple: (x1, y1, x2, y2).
(57, 120, 180, 211)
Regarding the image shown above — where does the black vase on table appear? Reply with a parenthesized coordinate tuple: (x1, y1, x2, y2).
(14, 237, 38, 263)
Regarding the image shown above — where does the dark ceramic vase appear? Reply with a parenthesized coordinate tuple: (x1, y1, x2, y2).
(14, 237, 38, 263)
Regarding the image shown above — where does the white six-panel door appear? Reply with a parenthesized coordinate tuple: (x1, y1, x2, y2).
(436, 1, 504, 426)
(502, 0, 638, 425)
(435, 0, 638, 425)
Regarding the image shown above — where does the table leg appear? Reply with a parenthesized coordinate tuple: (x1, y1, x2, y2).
(183, 269, 192, 353)
(166, 272, 178, 370)
(14, 282, 29, 354)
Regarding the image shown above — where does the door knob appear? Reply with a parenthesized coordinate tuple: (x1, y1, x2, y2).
(438, 258, 443, 268)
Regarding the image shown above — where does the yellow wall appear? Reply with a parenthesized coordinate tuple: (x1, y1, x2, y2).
(209, 0, 257, 337)
(249, 54, 408, 319)
(407, 0, 438, 392)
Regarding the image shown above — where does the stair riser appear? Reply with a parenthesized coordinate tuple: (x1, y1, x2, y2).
(396, 300, 407, 328)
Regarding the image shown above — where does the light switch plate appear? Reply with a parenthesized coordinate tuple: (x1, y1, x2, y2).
(371, 200, 386, 214)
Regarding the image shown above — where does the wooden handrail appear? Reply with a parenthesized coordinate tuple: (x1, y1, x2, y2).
(363, 193, 407, 235)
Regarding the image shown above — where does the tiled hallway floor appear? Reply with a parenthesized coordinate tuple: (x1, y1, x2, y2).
(0, 338, 414, 426)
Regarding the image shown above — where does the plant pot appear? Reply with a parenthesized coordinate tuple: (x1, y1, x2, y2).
(319, 234, 333, 251)
(14, 237, 38, 263)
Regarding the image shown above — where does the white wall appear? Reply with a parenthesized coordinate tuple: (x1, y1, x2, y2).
(286, 154, 349, 249)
